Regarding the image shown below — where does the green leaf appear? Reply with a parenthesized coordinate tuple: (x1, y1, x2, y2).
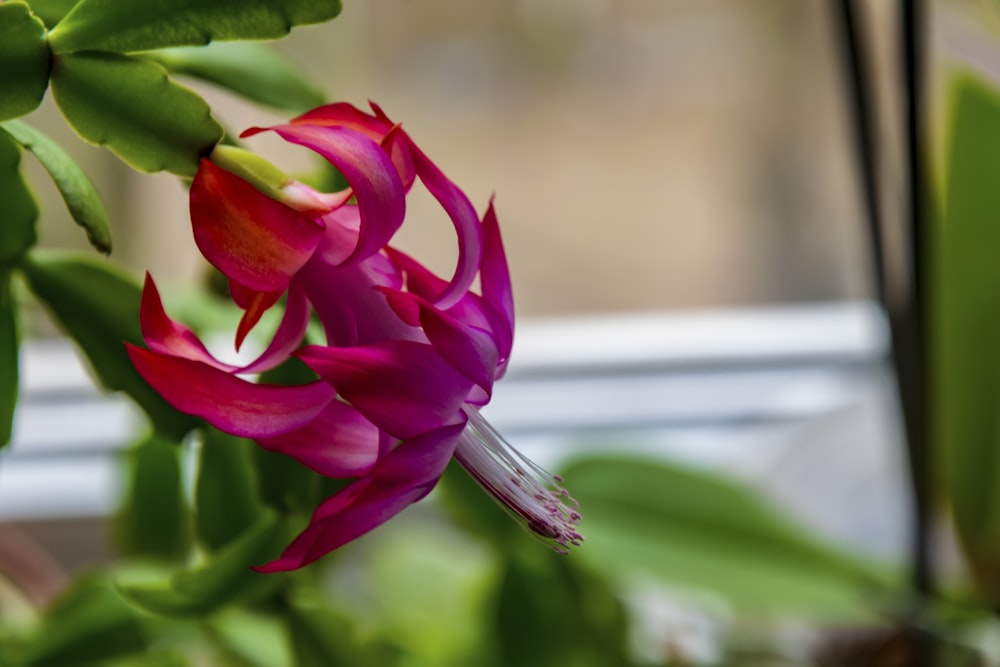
(0, 2, 50, 121)
(935, 73, 1000, 601)
(492, 553, 633, 667)
(196, 429, 263, 551)
(50, 51, 222, 176)
(0, 128, 39, 264)
(561, 456, 896, 617)
(22, 575, 148, 666)
(19, 252, 200, 439)
(0, 272, 18, 448)
(25, 0, 80, 28)
(2, 119, 112, 254)
(48, 0, 342, 54)
(285, 603, 403, 667)
(208, 608, 293, 667)
(117, 512, 289, 617)
(115, 432, 190, 559)
(144, 43, 325, 112)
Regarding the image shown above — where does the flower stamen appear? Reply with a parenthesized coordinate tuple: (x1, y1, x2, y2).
(455, 407, 583, 553)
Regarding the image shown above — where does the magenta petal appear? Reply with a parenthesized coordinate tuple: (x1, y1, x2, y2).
(140, 274, 236, 372)
(244, 124, 405, 266)
(291, 102, 416, 188)
(190, 160, 325, 293)
(381, 289, 498, 394)
(388, 247, 512, 362)
(479, 200, 514, 338)
(238, 282, 311, 374)
(299, 258, 417, 347)
(253, 419, 466, 572)
(127, 345, 333, 438)
(296, 341, 473, 440)
(257, 401, 380, 477)
(406, 139, 483, 309)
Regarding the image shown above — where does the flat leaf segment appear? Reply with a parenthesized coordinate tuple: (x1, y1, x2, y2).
(0, 2, 51, 121)
(48, 0, 343, 53)
(51, 51, 223, 175)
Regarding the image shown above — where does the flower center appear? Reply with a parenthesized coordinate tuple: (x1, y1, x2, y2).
(455, 407, 583, 553)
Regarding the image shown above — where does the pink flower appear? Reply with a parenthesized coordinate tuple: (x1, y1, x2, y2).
(127, 103, 581, 570)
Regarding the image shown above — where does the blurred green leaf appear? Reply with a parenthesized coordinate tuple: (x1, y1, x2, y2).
(209, 608, 293, 667)
(0, 272, 18, 448)
(22, 575, 149, 666)
(25, 0, 79, 28)
(50, 51, 222, 176)
(935, 73, 1000, 601)
(2, 119, 112, 254)
(103, 653, 190, 667)
(0, 2, 50, 121)
(115, 432, 190, 559)
(48, 0, 342, 53)
(19, 252, 200, 439)
(286, 603, 403, 667)
(196, 429, 263, 551)
(118, 512, 288, 617)
(492, 552, 633, 667)
(144, 43, 326, 112)
(0, 128, 39, 264)
(356, 520, 493, 664)
(562, 456, 895, 617)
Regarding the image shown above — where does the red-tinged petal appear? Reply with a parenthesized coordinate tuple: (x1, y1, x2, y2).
(291, 102, 415, 187)
(296, 341, 472, 440)
(227, 280, 283, 350)
(191, 160, 325, 293)
(140, 274, 237, 372)
(235, 290, 279, 351)
(254, 419, 466, 572)
(381, 289, 499, 394)
(257, 401, 380, 477)
(243, 124, 405, 266)
(228, 280, 281, 312)
(238, 282, 311, 375)
(127, 345, 333, 438)
(406, 138, 482, 309)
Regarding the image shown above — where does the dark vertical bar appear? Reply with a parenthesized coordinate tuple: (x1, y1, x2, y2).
(899, 0, 933, 603)
(831, 0, 887, 306)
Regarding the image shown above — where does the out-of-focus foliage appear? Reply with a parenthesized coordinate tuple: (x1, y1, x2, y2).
(561, 456, 893, 617)
(143, 43, 326, 113)
(0, 129, 39, 265)
(114, 432, 190, 560)
(934, 73, 1000, 606)
(0, 272, 19, 448)
(19, 253, 200, 439)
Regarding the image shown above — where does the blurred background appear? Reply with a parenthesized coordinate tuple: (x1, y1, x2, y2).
(22, 0, 869, 313)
